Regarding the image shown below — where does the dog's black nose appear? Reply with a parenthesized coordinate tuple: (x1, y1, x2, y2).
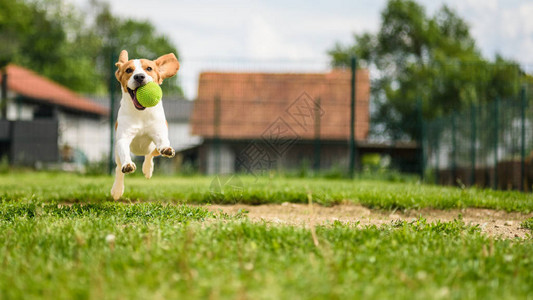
(133, 74, 145, 83)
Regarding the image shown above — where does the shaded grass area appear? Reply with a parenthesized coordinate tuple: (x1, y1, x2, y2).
(2, 172, 533, 212)
(0, 202, 532, 299)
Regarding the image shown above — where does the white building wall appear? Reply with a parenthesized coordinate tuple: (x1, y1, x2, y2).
(58, 112, 110, 162)
(6, 101, 35, 121)
(168, 123, 202, 151)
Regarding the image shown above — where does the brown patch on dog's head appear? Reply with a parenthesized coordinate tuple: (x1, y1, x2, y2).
(115, 50, 135, 93)
(115, 50, 180, 91)
(154, 53, 180, 84)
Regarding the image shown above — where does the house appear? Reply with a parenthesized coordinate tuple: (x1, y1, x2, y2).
(190, 69, 371, 174)
(0, 64, 109, 167)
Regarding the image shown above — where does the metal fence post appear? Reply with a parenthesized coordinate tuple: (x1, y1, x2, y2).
(108, 52, 117, 174)
(451, 112, 457, 185)
(521, 87, 527, 191)
(470, 103, 476, 186)
(417, 97, 425, 181)
(314, 97, 321, 171)
(435, 130, 440, 185)
(429, 120, 441, 184)
(214, 95, 221, 174)
(1, 69, 7, 120)
(349, 56, 357, 178)
(493, 97, 500, 189)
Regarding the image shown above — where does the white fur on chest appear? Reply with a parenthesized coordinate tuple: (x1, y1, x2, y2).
(116, 91, 168, 156)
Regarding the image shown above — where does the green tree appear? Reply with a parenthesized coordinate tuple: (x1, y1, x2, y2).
(90, 0, 182, 95)
(0, 0, 31, 67)
(329, 0, 522, 139)
(0, 0, 182, 95)
(0, 0, 102, 92)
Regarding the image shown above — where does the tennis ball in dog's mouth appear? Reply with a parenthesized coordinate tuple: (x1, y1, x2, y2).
(136, 82, 162, 107)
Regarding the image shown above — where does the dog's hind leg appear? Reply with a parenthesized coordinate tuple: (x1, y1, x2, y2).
(111, 156, 125, 200)
(142, 147, 159, 179)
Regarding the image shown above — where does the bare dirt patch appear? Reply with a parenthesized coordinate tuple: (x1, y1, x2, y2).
(205, 203, 533, 239)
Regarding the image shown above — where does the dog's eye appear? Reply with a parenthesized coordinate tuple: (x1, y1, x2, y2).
(146, 67, 152, 71)
(125, 68, 133, 73)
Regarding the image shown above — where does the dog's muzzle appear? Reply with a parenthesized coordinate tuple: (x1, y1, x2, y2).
(127, 87, 146, 110)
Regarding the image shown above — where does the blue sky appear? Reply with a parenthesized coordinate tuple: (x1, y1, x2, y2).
(70, 0, 533, 97)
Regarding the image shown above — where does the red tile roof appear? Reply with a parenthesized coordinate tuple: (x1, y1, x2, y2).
(1, 64, 108, 116)
(190, 69, 370, 141)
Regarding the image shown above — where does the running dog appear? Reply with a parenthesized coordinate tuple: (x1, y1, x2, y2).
(110, 50, 179, 200)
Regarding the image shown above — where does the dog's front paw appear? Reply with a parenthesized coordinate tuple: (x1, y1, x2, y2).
(121, 162, 136, 174)
(159, 147, 175, 158)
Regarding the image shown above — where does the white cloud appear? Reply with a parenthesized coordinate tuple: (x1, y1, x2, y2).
(429, 0, 533, 64)
(246, 16, 316, 59)
(66, 0, 533, 97)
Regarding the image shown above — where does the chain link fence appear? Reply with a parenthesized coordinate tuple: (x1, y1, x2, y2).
(425, 75, 533, 191)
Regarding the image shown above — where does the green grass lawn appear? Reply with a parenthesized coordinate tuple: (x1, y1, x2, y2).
(2, 172, 533, 212)
(1, 172, 533, 299)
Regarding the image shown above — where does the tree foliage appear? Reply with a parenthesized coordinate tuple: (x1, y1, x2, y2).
(0, 0, 181, 95)
(329, 0, 523, 139)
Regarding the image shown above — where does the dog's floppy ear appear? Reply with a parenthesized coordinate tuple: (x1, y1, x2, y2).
(155, 53, 179, 84)
(115, 50, 129, 67)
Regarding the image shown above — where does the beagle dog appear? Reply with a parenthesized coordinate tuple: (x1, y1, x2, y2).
(110, 50, 179, 200)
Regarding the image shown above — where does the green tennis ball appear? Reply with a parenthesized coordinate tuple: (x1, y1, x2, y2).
(137, 82, 162, 107)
